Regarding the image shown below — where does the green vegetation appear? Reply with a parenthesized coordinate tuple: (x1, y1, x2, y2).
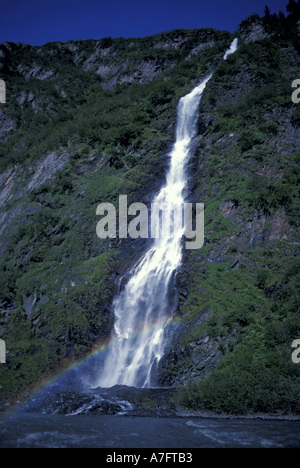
(0, 28, 233, 401)
(0, 28, 231, 173)
(0, 250, 117, 396)
(174, 250, 300, 414)
(163, 1, 300, 415)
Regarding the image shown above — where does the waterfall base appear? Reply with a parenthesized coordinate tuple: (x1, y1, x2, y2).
(21, 385, 178, 417)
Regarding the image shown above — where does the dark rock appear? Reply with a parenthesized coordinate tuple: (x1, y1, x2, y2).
(0, 109, 16, 142)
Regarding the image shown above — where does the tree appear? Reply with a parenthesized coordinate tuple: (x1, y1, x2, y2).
(286, 0, 300, 18)
(264, 5, 271, 19)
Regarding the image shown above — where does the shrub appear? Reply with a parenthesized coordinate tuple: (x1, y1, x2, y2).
(238, 129, 265, 152)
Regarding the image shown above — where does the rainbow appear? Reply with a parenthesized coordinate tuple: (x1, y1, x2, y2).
(10, 317, 180, 413)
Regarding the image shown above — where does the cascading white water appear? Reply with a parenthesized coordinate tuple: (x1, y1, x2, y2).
(95, 39, 238, 389)
(223, 37, 238, 60)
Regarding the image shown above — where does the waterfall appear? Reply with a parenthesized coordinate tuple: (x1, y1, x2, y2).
(223, 37, 238, 60)
(94, 39, 238, 389)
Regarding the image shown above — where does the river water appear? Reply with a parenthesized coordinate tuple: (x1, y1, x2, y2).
(1, 412, 300, 448)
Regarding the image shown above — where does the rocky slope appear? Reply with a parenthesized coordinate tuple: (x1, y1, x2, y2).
(0, 5, 299, 414)
(158, 12, 300, 414)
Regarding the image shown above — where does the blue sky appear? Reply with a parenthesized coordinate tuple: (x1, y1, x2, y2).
(0, 0, 290, 46)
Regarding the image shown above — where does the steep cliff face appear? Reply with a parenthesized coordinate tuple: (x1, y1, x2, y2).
(158, 14, 300, 414)
(0, 9, 299, 414)
(0, 28, 234, 404)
